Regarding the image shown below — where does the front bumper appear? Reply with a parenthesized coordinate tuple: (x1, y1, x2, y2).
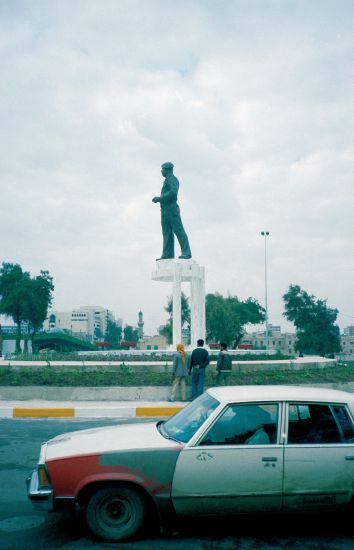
(27, 469, 53, 511)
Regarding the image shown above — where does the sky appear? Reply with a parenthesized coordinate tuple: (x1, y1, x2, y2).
(1, 0, 353, 336)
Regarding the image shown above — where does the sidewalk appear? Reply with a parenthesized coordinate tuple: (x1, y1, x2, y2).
(0, 399, 186, 419)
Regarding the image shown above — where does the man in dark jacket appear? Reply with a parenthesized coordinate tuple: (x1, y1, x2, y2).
(152, 162, 192, 260)
(215, 342, 232, 385)
(189, 339, 209, 399)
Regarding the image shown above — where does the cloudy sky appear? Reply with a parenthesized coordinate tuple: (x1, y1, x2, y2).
(1, 0, 353, 336)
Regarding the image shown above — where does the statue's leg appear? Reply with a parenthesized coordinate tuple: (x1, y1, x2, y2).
(161, 210, 174, 258)
(169, 207, 192, 258)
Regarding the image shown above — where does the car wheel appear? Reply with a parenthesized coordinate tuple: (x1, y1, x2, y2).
(86, 486, 146, 542)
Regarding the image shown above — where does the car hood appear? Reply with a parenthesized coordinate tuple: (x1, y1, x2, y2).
(45, 421, 180, 461)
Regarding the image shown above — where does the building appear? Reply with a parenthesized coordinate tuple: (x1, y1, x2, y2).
(340, 335, 354, 356)
(343, 326, 354, 336)
(137, 335, 168, 350)
(43, 306, 115, 343)
(241, 331, 296, 355)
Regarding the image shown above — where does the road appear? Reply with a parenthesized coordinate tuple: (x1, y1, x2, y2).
(0, 417, 353, 550)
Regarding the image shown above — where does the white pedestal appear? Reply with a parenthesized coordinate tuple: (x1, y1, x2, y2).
(152, 259, 205, 347)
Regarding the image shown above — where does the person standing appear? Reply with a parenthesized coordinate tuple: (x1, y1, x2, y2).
(169, 343, 190, 402)
(152, 162, 192, 260)
(189, 339, 209, 399)
(215, 342, 232, 385)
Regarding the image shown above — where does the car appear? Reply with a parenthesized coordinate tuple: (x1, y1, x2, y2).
(27, 385, 354, 542)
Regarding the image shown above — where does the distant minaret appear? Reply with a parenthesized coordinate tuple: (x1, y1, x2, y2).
(137, 310, 144, 340)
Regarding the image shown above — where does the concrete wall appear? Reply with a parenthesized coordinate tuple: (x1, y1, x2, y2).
(1, 382, 354, 402)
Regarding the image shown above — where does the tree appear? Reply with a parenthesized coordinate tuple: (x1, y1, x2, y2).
(283, 284, 341, 355)
(123, 325, 139, 342)
(0, 263, 54, 353)
(25, 271, 54, 349)
(105, 320, 122, 349)
(206, 293, 265, 348)
(159, 292, 191, 345)
(0, 263, 30, 352)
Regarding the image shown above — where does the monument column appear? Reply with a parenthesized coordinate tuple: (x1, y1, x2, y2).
(152, 258, 205, 348)
(172, 262, 182, 345)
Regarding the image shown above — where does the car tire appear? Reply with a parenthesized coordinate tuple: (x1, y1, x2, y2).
(86, 486, 146, 542)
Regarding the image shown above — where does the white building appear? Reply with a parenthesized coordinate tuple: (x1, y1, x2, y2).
(43, 306, 115, 342)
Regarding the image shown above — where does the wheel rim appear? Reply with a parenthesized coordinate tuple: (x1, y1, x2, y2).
(98, 495, 135, 529)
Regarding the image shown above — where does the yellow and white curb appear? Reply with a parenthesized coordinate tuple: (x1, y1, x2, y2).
(0, 405, 183, 419)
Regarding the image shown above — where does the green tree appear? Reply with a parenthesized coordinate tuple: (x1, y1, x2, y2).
(0, 263, 30, 352)
(123, 325, 139, 342)
(25, 271, 54, 349)
(0, 263, 54, 353)
(206, 293, 265, 348)
(283, 284, 341, 355)
(105, 320, 123, 349)
(159, 292, 190, 345)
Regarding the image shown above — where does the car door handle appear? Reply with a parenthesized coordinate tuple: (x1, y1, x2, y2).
(345, 456, 354, 461)
(262, 457, 278, 462)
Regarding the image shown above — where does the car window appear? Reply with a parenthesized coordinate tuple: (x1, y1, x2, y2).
(162, 393, 219, 443)
(199, 403, 279, 446)
(287, 403, 342, 444)
(332, 405, 354, 442)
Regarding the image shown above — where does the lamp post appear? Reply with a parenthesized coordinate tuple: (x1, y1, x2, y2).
(261, 231, 270, 350)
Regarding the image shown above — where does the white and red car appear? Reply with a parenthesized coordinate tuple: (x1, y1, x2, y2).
(27, 385, 354, 542)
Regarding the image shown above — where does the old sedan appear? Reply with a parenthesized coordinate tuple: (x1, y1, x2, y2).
(27, 385, 354, 542)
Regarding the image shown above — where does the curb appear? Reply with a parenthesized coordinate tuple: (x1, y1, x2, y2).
(0, 404, 184, 419)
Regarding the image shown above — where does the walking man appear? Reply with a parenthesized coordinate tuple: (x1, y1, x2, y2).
(152, 162, 192, 260)
(189, 339, 209, 399)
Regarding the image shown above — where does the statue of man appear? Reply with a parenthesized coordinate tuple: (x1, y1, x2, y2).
(152, 162, 192, 260)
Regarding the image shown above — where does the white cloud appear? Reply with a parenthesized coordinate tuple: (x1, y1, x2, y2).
(0, 0, 354, 334)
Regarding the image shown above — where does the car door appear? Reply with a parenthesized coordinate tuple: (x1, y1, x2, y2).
(283, 402, 354, 511)
(171, 402, 283, 516)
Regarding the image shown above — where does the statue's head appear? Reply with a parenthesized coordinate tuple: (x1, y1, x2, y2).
(161, 162, 174, 177)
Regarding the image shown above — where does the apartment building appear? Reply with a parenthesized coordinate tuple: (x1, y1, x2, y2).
(241, 331, 296, 355)
(340, 335, 354, 355)
(43, 306, 115, 342)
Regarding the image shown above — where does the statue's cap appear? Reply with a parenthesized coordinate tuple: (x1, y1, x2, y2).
(161, 162, 174, 169)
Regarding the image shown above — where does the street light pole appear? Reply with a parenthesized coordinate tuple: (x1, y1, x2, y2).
(261, 231, 270, 350)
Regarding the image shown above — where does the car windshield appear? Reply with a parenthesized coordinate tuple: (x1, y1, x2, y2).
(161, 393, 220, 443)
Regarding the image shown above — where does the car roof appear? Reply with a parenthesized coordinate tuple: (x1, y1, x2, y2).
(207, 385, 354, 405)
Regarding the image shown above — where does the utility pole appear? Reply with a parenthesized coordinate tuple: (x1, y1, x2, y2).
(261, 231, 270, 350)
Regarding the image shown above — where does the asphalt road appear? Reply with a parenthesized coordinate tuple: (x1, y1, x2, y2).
(0, 417, 353, 550)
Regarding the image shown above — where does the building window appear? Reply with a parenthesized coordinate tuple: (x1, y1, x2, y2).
(154, 345, 158, 350)
(147, 345, 151, 350)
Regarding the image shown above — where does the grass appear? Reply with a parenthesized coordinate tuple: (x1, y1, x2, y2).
(0, 361, 353, 387)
